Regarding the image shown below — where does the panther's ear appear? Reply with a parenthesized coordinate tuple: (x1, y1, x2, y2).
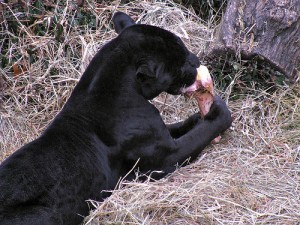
(136, 64, 157, 83)
(112, 12, 136, 34)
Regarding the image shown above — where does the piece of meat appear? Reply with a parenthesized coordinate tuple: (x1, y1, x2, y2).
(193, 91, 214, 118)
(194, 66, 214, 118)
(184, 65, 222, 143)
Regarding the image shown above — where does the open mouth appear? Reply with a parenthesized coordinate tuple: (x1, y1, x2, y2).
(180, 80, 198, 94)
(180, 65, 213, 96)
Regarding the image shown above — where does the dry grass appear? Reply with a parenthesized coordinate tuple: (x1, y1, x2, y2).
(0, 1, 299, 225)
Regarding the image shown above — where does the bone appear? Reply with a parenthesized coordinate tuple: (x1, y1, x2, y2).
(193, 66, 221, 143)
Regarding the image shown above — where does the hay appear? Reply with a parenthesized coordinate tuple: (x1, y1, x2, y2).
(0, 0, 299, 224)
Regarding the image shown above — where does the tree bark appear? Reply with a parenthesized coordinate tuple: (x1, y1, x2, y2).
(202, 0, 300, 82)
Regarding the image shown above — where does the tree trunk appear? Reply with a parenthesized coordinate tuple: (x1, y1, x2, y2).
(202, 0, 300, 82)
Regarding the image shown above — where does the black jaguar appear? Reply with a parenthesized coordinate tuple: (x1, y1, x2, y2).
(0, 12, 232, 225)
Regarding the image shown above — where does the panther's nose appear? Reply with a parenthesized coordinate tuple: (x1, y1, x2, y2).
(188, 53, 200, 68)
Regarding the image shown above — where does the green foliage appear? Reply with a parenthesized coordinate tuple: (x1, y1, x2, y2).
(211, 54, 287, 99)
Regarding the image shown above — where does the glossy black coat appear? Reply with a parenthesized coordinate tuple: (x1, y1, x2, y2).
(0, 12, 232, 225)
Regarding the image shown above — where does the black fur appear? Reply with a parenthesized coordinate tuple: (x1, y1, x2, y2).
(0, 12, 232, 225)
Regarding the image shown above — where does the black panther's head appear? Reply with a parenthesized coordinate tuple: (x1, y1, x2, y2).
(113, 12, 200, 99)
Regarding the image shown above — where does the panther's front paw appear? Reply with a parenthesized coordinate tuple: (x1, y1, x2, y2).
(205, 96, 232, 133)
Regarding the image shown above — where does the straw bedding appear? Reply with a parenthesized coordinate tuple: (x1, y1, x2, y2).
(0, 1, 299, 224)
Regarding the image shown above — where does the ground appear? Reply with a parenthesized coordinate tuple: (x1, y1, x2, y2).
(0, 1, 299, 224)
